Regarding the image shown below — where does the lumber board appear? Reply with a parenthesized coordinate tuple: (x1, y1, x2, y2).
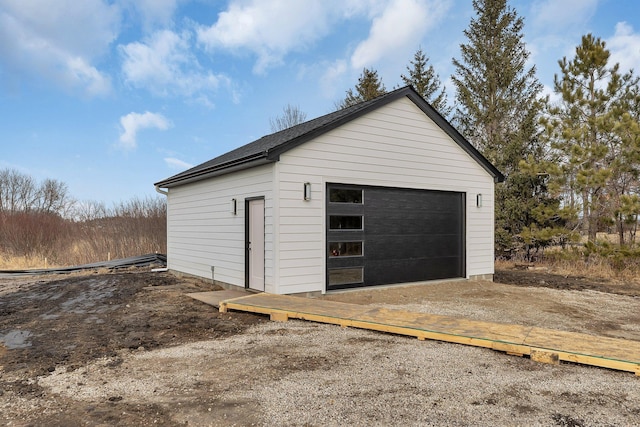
(530, 349, 560, 365)
(525, 327, 640, 363)
(270, 311, 289, 322)
(218, 293, 640, 375)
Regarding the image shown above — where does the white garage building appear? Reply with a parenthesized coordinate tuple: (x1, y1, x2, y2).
(154, 86, 504, 295)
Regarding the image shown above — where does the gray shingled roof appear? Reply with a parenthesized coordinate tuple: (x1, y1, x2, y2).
(155, 86, 504, 188)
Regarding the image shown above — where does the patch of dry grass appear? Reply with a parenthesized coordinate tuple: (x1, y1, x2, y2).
(495, 255, 640, 283)
(0, 254, 60, 270)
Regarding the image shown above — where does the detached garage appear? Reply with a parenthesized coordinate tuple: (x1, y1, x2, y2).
(154, 86, 504, 295)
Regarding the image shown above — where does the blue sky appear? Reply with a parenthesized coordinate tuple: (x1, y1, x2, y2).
(1, 0, 639, 206)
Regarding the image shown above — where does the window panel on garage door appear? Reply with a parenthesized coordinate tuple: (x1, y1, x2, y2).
(327, 185, 365, 288)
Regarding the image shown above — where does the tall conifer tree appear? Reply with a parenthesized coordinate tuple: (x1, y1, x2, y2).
(452, 0, 541, 172)
(401, 47, 451, 117)
(452, 0, 560, 256)
(338, 68, 387, 109)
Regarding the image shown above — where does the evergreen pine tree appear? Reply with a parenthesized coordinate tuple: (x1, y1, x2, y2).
(452, 0, 541, 172)
(609, 84, 640, 244)
(452, 0, 560, 257)
(338, 68, 387, 109)
(401, 47, 451, 117)
(544, 34, 640, 244)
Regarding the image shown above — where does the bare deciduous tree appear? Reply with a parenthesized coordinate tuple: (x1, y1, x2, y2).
(269, 104, 307, 132)
(0, 169, 71, 216)
(69, 200, 108, 222)
(37, 178, 70, 214)
(0, 169, 38, 213)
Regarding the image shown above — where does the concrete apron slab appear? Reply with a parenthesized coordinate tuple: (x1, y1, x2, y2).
(186, 290, 252, 308)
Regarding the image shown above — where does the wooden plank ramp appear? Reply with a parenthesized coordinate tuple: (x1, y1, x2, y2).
(219, 293, 640, 376)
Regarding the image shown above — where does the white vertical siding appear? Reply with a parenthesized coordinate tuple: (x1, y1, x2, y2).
(274, 97, 495, 294)
(166, 164, 275, 292)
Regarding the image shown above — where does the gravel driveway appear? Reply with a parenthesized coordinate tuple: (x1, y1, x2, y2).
(1, 270, 639, 426)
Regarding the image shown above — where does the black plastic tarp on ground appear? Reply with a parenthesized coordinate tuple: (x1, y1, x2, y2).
(0, 253, 167, 277)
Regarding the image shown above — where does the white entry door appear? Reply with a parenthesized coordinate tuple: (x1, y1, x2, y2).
(248, 198, 265, 291)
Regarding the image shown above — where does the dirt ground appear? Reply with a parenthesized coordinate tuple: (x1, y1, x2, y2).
(1, 268, 639, 426)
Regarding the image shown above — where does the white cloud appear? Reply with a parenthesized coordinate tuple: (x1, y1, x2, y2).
(66, 57, 112, 96)
(164, 157, 193, 170)
(320, 59, 348, 98)
(120, 29, 229, 102)
(120, 0, 180, 29)
(196, 0, 374, 74)
(351, 0, 450, 69)
(607, 22, 640, 75)
(0, 0, 119, 95)
(530, 0, 598, 31)
(195, 0, 451, 75)
(118, 111, 171, 150)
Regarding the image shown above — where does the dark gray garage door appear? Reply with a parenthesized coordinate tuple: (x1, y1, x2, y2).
(326, 184, 465, 290)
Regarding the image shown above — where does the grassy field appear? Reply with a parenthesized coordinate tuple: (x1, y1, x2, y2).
(0, 199, 166, 270)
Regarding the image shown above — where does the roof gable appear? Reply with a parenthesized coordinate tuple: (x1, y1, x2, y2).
(155, 86, 504, 188)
